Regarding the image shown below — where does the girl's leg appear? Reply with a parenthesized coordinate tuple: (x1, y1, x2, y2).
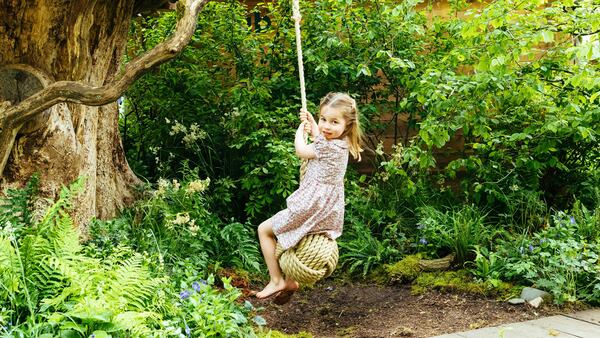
(256, 218, 299, 298)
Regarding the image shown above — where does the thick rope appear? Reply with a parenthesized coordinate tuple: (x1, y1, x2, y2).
(276, 233, 339, 285)
(275, 0, 339, 285)
(292, 0, 307, 111)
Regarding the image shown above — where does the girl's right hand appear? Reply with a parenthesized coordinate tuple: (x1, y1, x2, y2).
(299, 108, 318, 136)
(299, 108, 309, 122)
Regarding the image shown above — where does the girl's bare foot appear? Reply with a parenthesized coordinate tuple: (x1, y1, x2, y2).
(273, 279, 299, 305)
(255, 279, 299, 299)
(255, 280, 286, 299)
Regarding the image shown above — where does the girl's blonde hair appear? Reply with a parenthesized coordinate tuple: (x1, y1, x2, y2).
(319, 92, 364, 161)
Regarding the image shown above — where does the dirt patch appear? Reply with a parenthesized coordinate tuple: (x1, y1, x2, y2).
(253, 281, 566, 338)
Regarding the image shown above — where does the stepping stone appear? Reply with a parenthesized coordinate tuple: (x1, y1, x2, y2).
(565, 309, 600, 325)
(526, 315, 600, 337)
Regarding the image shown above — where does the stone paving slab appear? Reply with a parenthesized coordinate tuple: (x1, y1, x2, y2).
(432, 309, 600, 338)
(565, 309, 600, 325)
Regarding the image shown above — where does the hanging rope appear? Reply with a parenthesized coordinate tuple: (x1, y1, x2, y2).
(275, 0, 339, 286)
(292, 0, 307, 111)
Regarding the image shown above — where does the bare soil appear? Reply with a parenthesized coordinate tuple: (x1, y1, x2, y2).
(253, 281, 568, 338)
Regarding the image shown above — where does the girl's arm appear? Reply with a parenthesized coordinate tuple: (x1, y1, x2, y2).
(295, 122, 316, 159)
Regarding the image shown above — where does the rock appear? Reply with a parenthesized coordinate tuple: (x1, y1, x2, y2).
(508, 298, 525, 305)
(528, 296, 544, 308)
(520, 287, 552, 302)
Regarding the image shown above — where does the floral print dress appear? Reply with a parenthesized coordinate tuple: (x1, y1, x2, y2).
(272, 134, 349, 250)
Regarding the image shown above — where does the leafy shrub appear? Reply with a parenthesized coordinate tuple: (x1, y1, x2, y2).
(90, 171, 262, 274)
(338, 222, 403, 278)
(488, 207, 600, 304)
(0, 179, 169, 337)
(168, 275, 259, 338)
(415, 205, 493, 265)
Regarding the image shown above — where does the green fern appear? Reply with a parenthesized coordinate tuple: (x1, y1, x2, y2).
(1, 177, 167, 336)
(0, 173, 39, 230)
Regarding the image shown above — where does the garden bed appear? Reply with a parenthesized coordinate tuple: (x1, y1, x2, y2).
(256, 281, 569, 338)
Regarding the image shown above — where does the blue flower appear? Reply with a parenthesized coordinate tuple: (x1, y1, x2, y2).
(528, 244, 534, 252)
(185, 325, 191, 336)
(179, 290, 191, 300)
(539, 238, 546, 244)
(419, 238, 428, 245)
(192, 281, 201, 292)
(569, 216, 576, 225)
(200, 279, 207, 285)
(90, 335, 95, 338)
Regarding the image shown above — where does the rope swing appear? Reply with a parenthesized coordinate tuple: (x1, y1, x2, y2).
(275, 0, 339, 285)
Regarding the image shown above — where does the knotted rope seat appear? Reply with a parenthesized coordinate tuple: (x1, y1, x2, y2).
(274, 0, 339, 285)
(276, 233, 338, 284)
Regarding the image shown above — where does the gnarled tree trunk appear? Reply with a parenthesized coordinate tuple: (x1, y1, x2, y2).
(0, 0, 207, 232)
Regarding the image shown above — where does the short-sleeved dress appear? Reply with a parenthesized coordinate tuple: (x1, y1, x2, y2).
(272, 134, 349, 250)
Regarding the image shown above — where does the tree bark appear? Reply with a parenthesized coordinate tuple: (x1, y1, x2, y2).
(0, 0, 207, 232)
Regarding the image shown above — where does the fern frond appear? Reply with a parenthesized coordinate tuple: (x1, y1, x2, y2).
(104, 254, 166, 311)
(0, 236, 21, 297)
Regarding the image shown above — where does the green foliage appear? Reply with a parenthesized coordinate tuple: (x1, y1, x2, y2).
(338, 220, 405, 278)
(119, 0, 600, 305)
(415, 205, 493, 265)
(89, 170, 262, 274)
(484, 207, 600, 304)
(168, 276, 259, 338)
(0, 179, 170, 337)
(0, 173, 39, 232)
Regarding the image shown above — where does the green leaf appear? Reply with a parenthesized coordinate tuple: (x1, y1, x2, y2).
(91, 331, 112, 338)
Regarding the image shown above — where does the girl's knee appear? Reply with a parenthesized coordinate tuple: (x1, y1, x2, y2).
(258, 219, 274, 236)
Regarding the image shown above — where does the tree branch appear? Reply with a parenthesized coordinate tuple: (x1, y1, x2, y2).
(0, 0, 209, 176)
(0, 0, 209, 128)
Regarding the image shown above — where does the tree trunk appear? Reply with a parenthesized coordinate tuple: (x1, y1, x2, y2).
(0, 1, 145, 231)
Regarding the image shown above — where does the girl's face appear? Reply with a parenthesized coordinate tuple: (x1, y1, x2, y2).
(318, 106, 347, 140)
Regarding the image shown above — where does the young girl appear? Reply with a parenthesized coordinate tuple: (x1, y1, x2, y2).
(254, 92, 363, 302)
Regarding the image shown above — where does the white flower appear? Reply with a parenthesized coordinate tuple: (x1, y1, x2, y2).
(172, 179, 180, 190)
(155, 178, 170, 196)
(186, 178, 210, 193)
(169, 121, 187, 136)
(188, 219, 199, 235)
(171, 213, 190, 225)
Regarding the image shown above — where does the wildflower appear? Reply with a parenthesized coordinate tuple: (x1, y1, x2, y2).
(192, 281, 201, 292)
(171, 213, 190, 226)
(170, 121, 187, 136)
(172, 179, 180, 190)
(569, 216, 576, 225)
(528, 244, 534, 252)
(188, 220, 199, 235)
(199, 279, 207, 285)
(419, 238, 428, 245)
(185, 325, 191, 336)
(539, 238, 546, 244)
(179, 290, 191, 300)
(519, 246, 524, 254)
(186, 178, 210, 193)
(155, 178, 169, 196)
